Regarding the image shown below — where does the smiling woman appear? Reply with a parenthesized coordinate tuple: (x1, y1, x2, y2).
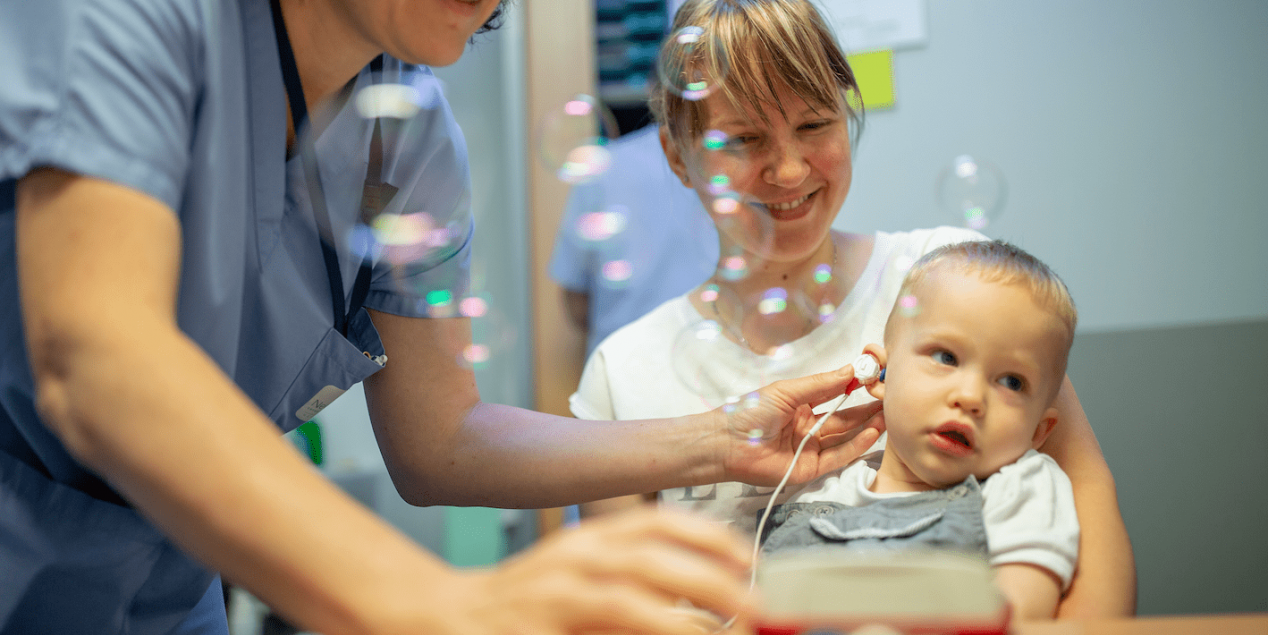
(571, 0, 1136, 620)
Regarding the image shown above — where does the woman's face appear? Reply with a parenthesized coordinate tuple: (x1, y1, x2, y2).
(353, 0, 502, 67)
(664, 83, 852, 265)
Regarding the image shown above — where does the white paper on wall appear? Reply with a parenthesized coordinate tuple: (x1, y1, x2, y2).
(815, 0, 928, 53)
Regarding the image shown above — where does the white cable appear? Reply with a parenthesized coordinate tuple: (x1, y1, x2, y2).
(747, 390, 849, 589)
(716, 354, 881, 632)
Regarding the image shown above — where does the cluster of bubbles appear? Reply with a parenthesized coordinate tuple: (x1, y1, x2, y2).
(536, 94, 620, 185)
(341, 68, 518, 374)
(937, 155, 1007, 230)
(417, 276, 516, 372)
(342, 67, 471, 270)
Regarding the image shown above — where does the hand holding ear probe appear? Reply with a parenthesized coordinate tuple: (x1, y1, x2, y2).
(806, 353, 882, 437)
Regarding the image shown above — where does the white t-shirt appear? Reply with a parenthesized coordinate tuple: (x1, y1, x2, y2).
(570, 227, 986, 528)
(793, 449, 1080, 590)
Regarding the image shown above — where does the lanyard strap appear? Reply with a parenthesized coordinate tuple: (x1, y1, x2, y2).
(269, 0, 380, 337)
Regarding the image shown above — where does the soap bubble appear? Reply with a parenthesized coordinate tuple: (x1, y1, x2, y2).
(658, 25, 731, 101)
(737, 286, 819, 359)
(711, 192, 741, 215)
(706, 176, 776, 280)
(575, 206, 628, 243)
(897, 294, 921, 318)
(536, 94, 619, 184)
(335, 67, 470, 283)
(690, 282, 743, 323)
(671, 319, 768, 405)
(457, 291, 516, 370)
(703, 129, 730, 151)
(707, 174, 732, 196)
(721, 392, 767, 445)
(718, 252, 749, 281)
(600, 259, 634, 287)
(937, 155, 1006, 230)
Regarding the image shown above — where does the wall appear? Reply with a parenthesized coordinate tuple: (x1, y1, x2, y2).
(833, 0, 1268, 615)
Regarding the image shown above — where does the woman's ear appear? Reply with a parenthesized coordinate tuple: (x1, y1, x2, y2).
(1032, 407, 1059, 449)
(659, 126, 693, 187)
(861, 342, 887, 401)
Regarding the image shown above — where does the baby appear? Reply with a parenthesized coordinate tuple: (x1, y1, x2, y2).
(760, 240, 1080, 620)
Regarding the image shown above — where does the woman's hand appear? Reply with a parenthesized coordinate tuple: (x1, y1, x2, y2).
(718, 364, 885, 486)
(441, 507, 757, 635)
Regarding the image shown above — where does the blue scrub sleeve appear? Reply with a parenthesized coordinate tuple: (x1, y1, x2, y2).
(359, 63, 474, 318)
(0, 0, 203, 210)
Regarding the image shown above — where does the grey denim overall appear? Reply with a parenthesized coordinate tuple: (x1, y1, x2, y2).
(759, 476, 989, 558)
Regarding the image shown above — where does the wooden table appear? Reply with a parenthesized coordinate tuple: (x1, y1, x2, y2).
(1016, 613, 1267, 634)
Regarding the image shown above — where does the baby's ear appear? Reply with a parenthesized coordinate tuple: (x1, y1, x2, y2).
(1032, 407, 1059, 449)
(861, 343, 887, 401)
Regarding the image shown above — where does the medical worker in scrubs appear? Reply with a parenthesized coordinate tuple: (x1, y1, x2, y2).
(0, 0, 888, 632)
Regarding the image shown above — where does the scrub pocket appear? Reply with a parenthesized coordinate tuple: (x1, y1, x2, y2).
(267, 307, 387, 432)
(760, 478, 989, 558)
(0, 452, 218, 634)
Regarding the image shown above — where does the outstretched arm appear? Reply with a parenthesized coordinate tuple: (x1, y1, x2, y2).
(362, 309, 885, 508)
(1042, 377, 1137, 617)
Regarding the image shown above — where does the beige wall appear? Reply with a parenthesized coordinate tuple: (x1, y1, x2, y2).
(523, 0, 595, 535)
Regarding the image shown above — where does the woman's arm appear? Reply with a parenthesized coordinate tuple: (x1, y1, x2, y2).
(580, 493, 656, 519)
(994, 564, 1061, 621)
(362, 310, 885, 509)
(17, 170, 759, 635)
(1042, 376, 1137, 618)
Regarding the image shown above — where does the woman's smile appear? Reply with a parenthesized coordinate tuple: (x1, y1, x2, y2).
(763, 190, 818, 221)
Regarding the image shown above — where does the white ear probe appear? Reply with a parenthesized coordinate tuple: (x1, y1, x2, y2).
(804, 353, 881, 438)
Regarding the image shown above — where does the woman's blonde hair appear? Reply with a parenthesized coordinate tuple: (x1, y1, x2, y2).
(649, 0, 863, 149)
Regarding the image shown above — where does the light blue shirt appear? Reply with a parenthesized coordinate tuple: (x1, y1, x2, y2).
(0, 0, 472, 628)
(549, 125, 719, 355)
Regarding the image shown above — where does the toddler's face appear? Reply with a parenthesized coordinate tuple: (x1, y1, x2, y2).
(873, 269, 1067, 490)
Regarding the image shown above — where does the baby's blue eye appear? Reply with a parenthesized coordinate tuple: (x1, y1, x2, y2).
(932, 350, 957, 366)
(999, 375, 1025, 392)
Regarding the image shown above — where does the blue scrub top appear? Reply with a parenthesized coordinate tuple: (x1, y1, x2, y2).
(0, 0, 472, 629)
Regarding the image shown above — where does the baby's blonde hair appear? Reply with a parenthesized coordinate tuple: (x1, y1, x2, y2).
(649, 0, 863, 149)
(888, 240, 1079, 392)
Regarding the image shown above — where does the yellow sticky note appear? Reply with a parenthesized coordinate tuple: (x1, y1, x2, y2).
(846, 49, 895, 110)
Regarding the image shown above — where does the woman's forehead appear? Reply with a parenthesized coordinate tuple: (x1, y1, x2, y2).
(702, 80, 836, 128)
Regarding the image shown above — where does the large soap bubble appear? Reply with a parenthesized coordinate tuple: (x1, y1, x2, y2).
(937, 154, 1007, 230)
(535, 94, 620, 185)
